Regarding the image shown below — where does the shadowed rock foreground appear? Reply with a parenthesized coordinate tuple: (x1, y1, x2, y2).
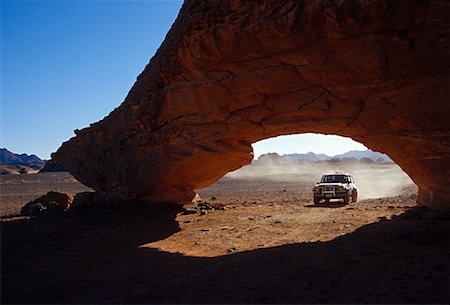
(54, 0, 450, 208)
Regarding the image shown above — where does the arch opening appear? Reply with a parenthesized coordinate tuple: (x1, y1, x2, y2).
(197, 133, 418, 207)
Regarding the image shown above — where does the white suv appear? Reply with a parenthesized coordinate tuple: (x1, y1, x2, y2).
(313, 173, 358, 205)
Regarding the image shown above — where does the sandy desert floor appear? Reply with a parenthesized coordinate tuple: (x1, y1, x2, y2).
(1, 169, 449, 304)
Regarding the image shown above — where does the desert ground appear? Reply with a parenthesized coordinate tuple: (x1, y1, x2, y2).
(1, 163, 449, 304)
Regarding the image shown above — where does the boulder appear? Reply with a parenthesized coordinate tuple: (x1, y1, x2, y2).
(21, 191, 73, 217)
(71, 191, 127, 210)
(53, 0, 450, 210)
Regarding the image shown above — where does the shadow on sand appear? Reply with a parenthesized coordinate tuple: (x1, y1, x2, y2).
(2, 207, 449, 304)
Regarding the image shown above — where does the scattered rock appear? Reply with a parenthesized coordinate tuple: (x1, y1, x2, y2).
(197, 201, 225, 210)
(182, 200, 227, 216)
(221, 226, 235, 230)
(191, 193, 202, 203)
(227, 247, 237, 253)
(70, 191, 128, 211)
(71, 192, 94, 210)
(181, 208, 197, 215)
(21, 191, 73, 217)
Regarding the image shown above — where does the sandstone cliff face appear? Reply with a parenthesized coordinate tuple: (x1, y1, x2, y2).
(54, 0, 450, 209)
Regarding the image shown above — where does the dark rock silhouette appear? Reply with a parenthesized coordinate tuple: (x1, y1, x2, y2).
(39, 159, 67, 172)
(21, 191, 73, 217)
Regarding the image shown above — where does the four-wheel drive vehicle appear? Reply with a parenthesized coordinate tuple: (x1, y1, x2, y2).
(313, 173, 358, 205)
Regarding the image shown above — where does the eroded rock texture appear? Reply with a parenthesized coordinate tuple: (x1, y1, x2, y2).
(54, 0, 450, 209)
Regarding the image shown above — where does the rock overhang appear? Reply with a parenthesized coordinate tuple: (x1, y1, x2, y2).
(53, 0, 450, 210)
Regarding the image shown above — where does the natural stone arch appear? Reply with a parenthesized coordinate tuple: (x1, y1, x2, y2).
(54, 0, 450, 210)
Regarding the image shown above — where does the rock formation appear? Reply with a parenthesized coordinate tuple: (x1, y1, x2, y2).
(21, 191, 73, 217)
(39, 159, 67, 173)
(54, 0, 450, 209)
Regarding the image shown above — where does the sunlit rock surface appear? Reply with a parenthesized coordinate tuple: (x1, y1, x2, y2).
(54, 0, 450, 209)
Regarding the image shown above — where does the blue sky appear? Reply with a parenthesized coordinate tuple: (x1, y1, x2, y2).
(253, 134, 366, 158)
(1, 0, 366, 160)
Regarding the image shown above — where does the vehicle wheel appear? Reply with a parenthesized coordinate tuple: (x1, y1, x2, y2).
(352, 190, 358, 202)
(343, 195, 350, 204)
(314, 197, 321, 205)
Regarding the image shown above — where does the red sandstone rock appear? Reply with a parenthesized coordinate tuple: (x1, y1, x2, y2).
(54, 0, 450, 209)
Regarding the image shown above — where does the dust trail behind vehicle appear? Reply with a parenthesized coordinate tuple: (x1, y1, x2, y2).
(224, 159, 417, 200)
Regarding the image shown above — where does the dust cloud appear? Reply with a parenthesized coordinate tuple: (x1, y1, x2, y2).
(225, 159, 417, 200)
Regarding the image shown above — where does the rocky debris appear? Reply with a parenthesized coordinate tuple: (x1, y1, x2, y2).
(227, 247, 237, 253)
(71, 192, 127, 211)
(71, 192, 96, 210)
(221, 226, 235, 230)
(181, 208, 198, 215)
(180, 200, 226, 216)
(20, 191, 73, 217)
(53, 0, 450, 210)
(191, 193, 203, 203)
(198, 201, 226, 211)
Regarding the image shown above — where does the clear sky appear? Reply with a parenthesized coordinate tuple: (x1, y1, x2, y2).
(1, 0, 367, 160)
(252, 134, 367, 158)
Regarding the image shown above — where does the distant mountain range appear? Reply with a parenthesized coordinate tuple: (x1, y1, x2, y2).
(257, 149, 392, 163)
(0, 148, 46, 170)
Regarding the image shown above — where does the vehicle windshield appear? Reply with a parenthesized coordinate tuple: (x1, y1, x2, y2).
(321, 175, 349, 183)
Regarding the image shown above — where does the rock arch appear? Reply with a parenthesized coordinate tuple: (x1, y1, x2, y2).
(54, 0, 450, 210)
